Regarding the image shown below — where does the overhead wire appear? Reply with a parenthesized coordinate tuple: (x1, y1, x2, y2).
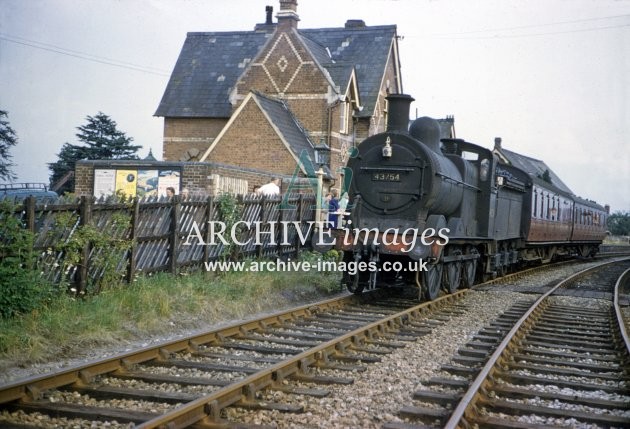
(432, 13, 630, 36)
(404, 13, 630, 40)
(0, 33, 171, 77)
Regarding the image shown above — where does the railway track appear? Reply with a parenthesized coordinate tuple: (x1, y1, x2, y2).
(2, 256, 629, 428)
(0, 288, 470, 428)
(385, 257, 630, 428)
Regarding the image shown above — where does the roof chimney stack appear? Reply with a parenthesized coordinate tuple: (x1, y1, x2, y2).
(277, 0, 299, 30)
(494, 137, 502, 149)
(345, 19, 366, 28)
(255, 5, 276, 31)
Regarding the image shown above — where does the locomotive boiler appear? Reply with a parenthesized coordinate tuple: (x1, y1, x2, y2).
(335, 94, 607, 300)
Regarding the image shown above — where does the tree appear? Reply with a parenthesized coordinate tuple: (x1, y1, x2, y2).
(607, 211, 630, 236)
(541, 169, 551, 184)
(49, 113, 141, 194)
(0, 110, 18, 181)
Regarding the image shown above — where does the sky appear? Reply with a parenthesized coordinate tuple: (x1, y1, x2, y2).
(1, 0, 629, 211)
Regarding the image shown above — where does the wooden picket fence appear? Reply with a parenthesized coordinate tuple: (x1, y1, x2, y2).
(12, 194, 316, 294)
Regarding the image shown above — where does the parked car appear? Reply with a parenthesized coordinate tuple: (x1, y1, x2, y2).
(0, 183, 59, 204)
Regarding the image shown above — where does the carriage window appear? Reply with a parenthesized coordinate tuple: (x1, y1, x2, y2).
(533, 191, 538, 218)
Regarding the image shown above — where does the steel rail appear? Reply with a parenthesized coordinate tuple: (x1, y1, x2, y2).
(0, 293, 353, 405)
(136, 290, 468, 428)
(613, 267, 630, 354)
(443, 257, 630, 429)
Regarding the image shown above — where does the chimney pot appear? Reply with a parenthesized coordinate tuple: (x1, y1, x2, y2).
(494, 137, 502, 149)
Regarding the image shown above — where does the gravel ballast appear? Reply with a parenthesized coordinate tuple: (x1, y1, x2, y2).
(1, 259, 627, 428)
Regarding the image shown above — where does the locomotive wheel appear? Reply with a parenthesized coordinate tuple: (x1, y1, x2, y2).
(461, 259, 476, 288)
(442, 261, 462, 294)
(423, 263, 443, 300)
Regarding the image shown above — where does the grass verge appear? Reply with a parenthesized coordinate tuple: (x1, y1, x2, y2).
(0, 253, 342, 374)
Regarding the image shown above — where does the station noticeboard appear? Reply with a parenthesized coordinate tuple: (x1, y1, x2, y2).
(93, 167, 181, 198)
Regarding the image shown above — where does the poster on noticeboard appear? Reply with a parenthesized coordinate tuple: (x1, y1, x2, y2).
(93, 167, 180, 198)
(157, 170, 180, 196)
(137, 170, 159, 197)
(93, 169, 116, 198)
(115, 170, 138, 198)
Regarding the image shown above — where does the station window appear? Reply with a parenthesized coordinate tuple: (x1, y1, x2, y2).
(339, 101, 349, 134)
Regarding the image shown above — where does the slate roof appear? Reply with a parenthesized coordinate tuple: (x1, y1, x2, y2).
(254, 92, 315, 162)
(155, 25, 396, 119)
(155, 31, 273, 118)
(496, 147, 574, 195)
(324, 63, 356, 98)
(300, 25, 396, 117)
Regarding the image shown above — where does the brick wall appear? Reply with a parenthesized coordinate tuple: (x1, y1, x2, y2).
(284, 97, 328, 132)
(236, 31, 329, 99)
(163, 118, 227, 161)
(206, 100, 299, 176)
(74, 163, 94, 196)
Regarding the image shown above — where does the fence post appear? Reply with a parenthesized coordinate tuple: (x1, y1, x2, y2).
(76, 196, 92, 295)
(277, 198, 284, 259)
(295, 194, 303, 259)
(204, 196, 214, 264)
(257, 195, 266, 259)
(169, 196, 180, 274)
(25, 196, 36, 233)
(126, 197, 139, 283)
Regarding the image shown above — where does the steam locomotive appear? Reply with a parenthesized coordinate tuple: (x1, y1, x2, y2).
(334, 94, 607, 300)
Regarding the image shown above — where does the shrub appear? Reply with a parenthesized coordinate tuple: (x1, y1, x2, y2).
(0, 200, 51, 318)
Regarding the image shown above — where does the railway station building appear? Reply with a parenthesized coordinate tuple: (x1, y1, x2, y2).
(154, 0, 403, 193)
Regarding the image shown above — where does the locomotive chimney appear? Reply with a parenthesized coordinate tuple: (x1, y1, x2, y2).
(386, 93, 415, 133)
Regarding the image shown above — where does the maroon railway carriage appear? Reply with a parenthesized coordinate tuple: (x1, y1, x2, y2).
(521, 178, 607, 263)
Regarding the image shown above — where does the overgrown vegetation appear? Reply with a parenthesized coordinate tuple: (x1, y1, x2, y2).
(49, 208, 132, 295)
(0, 200, 53, 318)
(0, 251, 342, 369)
(215, 193, 244, 261)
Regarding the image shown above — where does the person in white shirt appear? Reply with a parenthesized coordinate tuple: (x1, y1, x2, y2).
(257, 177, 281, 196)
